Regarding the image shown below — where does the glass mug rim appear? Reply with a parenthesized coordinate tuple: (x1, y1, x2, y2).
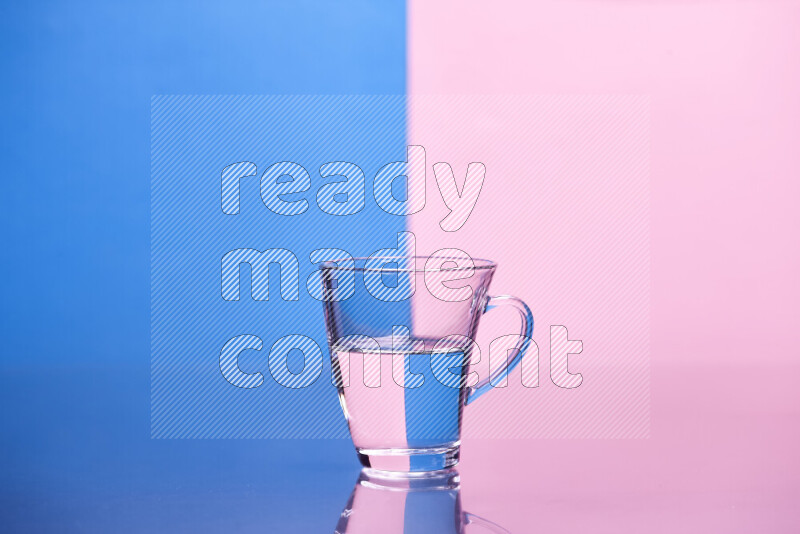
(319, 255, 497, 273)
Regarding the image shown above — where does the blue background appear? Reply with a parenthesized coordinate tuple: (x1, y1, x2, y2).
(150, 95, 407, 439)
(0, 0, 406, 530)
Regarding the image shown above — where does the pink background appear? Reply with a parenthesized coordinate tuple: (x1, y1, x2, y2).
(409, 0, 800, 531)
(409, 95, 650, 438)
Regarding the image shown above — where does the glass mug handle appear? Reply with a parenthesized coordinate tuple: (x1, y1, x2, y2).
(465, 295, 534, 405)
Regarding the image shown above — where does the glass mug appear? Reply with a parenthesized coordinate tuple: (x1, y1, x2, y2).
(320, 255, 533, 474)
(335, 468, 510, 533)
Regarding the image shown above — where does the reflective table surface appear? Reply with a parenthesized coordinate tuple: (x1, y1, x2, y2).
(2, 363, 798, 532)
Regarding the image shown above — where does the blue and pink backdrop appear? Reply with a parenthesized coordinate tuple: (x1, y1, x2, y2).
(2, 1, 799, 532)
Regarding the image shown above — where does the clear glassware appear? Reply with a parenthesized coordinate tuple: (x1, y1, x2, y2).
(321, 255, 534, 475)
(334, 468, 511, 533)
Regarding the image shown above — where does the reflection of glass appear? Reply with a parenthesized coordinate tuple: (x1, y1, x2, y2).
(321, 256, 534, 474)
(334, 468, 511, 533)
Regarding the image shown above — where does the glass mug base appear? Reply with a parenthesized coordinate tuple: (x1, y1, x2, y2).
(356, 443, 461, 476)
